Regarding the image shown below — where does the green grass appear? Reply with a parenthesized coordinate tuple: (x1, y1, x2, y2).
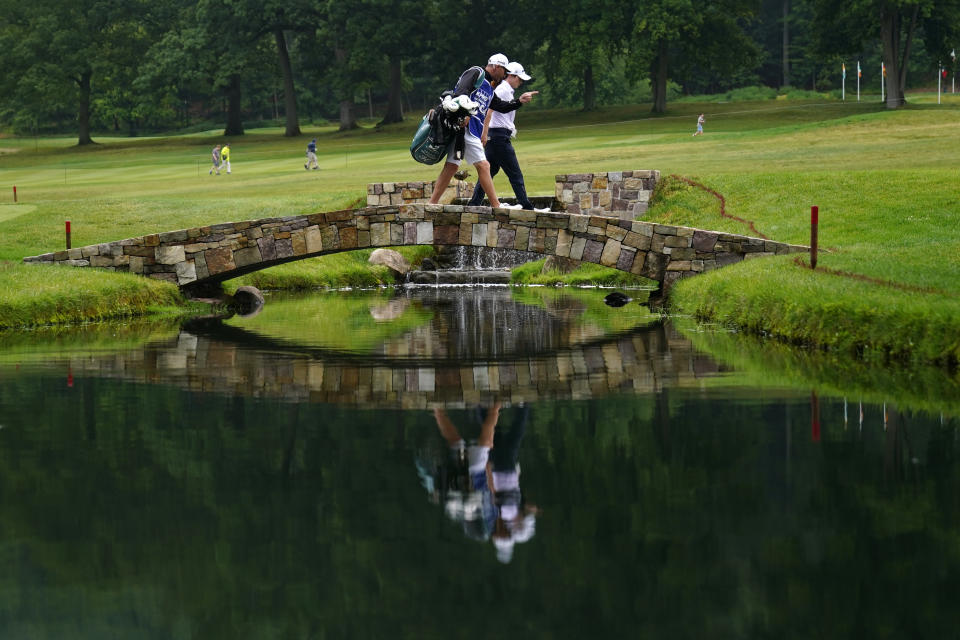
(229, 246, 435, 291)
(1, 94, 959, 362)
(0, 260, 190, 329)
(224, 289, 435, 353)
(669, 316, 960, 418)
(510, 257, 655, 288)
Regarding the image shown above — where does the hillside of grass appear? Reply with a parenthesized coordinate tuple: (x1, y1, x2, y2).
(1, 94, 958, 362)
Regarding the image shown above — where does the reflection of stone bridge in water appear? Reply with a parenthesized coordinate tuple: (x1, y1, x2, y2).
(24, 170, 807, 294)
(65, 322, 724, 408)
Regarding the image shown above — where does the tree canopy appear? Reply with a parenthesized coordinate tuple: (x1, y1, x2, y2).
(1, 0, 957, 143)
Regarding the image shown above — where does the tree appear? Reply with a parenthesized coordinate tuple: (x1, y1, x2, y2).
(0, 0, 153, 145)
(321, 0, 362, 130)
(812, 0, 960, 108)
(532, 0, 632, 111)
(240, 0, 323, 136)
(633, 0, 761, 113)
(355, 0, 427, 126)
(144, 0, 286, 136)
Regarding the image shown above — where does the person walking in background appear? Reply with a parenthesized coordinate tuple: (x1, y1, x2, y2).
(220, 142, 232, 174)
(304, 138, 319, 170)
(209, 144, 221, 175)
(693, 113, 705, 136)
(468, 61, 542, 211)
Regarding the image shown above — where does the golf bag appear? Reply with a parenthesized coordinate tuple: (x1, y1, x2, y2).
(409, 90, 479, 165)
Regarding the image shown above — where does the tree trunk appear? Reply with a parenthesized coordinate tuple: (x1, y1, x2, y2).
(583, 63, 596, 111)
(334, 47, 357, 130)
(224, 75, 245, 135)
(274, 29, 301, 137)
(651, 39, 668, 113)
(379, 55, 404, 125)
(339, 99, 357, 130)
(76, 70, 94, 145)
(880, 5, 916, 109)
(898, 5, 919, 106)
(782, 0, 790, 87)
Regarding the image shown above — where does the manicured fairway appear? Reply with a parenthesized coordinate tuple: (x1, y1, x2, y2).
(1, 95, 958, 363)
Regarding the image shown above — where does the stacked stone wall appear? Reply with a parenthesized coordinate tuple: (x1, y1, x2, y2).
(366, 180, 474, 206)
(25, 203, 806, 291)
(555, 170, 658, 219)
(25, 169, 805, 291)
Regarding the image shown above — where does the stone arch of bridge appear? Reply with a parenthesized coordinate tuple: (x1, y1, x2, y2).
(24, 169, 807, 294)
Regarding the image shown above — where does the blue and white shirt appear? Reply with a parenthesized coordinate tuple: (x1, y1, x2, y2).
(467, 79, 494, 138)
(452, 66, 522, 139)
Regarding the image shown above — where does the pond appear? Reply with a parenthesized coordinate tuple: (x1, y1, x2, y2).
(0, 286, 957, 638)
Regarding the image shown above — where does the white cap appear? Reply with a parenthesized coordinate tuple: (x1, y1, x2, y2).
(487, 53, 509, 68)
(506, 62, 531, 81)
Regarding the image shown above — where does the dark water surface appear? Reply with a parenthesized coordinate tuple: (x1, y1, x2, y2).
(0, 288, 957, 638)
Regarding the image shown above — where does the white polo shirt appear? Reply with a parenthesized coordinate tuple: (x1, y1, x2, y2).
(488, 82, 517, 135)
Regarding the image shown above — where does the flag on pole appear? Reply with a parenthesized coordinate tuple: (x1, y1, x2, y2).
(882, 62, 887, 102)
(842, 63, 846, 79)
(857, 61, 861, 78)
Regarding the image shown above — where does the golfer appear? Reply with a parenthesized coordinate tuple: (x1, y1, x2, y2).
(468, 61, 541, 211)
(305, 138, 319, 170)
(693, 113, 704, 136)
(220, 142, 232, 173)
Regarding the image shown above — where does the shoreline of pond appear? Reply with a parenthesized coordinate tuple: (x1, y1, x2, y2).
(3, 257, 958, 373)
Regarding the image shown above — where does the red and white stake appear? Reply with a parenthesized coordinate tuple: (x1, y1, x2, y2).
(66, 220, 72, 250)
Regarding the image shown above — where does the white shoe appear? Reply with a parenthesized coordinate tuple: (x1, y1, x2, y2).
(502, 203, 522, 209)
(534, 207, 551, 212)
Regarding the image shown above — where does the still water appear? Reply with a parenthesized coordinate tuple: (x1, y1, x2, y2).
(1, 287, 958, 638)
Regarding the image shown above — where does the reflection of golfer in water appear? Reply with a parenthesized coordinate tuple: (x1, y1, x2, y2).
(431, 404, 499, 541)
(488, 404, 537, 563)
(421, 403, 536, 562)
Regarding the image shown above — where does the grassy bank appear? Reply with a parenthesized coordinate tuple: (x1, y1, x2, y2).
(0, 260, 189, 329)
(0, 94, 958, 359)
(649, 168, 960, 366)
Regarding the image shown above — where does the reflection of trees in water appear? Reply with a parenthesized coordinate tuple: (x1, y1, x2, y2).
(0, 368, 958, 635)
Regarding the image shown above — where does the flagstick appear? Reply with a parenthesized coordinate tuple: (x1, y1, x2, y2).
(938, 61, 942, 105)
(881, 64, 885, 104)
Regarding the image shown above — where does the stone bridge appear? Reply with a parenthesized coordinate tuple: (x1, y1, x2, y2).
(23, 170, 807, 293)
